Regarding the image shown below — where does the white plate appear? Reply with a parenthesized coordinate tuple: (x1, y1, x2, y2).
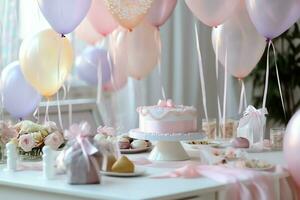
(100, 167, 146, 177)
(120, 146, 152, 154)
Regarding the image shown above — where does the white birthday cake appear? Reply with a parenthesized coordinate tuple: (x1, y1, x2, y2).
(137, 99, 198, 133)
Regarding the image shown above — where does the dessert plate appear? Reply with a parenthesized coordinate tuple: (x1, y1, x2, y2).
(247, 165, 275, 171)
(100, 167, 146, 177)
(120, 146, 152, 154)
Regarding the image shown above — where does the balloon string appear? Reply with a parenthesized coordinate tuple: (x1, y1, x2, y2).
(270, 41, 286, 119)
(215, 31, 222, 138)
(222, 48, 228, 138)
(66, 76, 72, 127)
(97, 50, 103, 105)
(262, 40, 271, 109)
(194, 23, 208, 121)
(44, 98, 50, 123)
(238, 79, 246, 114)
(33, 105, 40, 123)
(155, 29, 166, 100)
(56, 92, 63, 130)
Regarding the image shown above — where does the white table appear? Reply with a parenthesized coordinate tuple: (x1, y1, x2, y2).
(0, 149, 289, 200)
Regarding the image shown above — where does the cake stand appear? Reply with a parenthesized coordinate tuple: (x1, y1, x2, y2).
(129, 129, 206, 161)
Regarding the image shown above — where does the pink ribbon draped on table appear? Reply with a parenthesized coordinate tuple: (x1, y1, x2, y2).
(132, 157, 300, 200)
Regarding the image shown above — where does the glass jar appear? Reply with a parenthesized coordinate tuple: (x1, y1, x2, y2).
(219, 119, 238, 140)
(270, 127, 285, 150)
(202, 118, 217, 140)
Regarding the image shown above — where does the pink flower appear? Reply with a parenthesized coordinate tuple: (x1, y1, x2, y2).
(19, 134, 35, 152)
(44, 131, 64, 150)
(157, 99, 175, 108)
(0, 121, 17, 145)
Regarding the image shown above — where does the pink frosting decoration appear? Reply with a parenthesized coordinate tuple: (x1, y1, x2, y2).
(140, 119, 197, 133)
(157, 99, 175, 108)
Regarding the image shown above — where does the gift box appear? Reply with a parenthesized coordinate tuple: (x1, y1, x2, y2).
(237, 106, 268, 146)
(64, 122, 103, 185)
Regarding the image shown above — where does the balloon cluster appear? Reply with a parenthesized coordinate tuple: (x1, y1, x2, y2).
(1, 0, 178, 119)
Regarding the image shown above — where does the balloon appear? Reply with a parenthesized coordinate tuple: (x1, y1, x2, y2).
(212, 4, 266, 78)
(104, 0, 153, 30)
(246, 0, 300, 39)
(1, 61, 41, 119)
(19, 29, 74, 97)
(87, 0, 118, 36)
(284, 110, 300, 187)
(103, 29, 128, 92)
(185, 0, 240, 27)
(75, 18, 103, 45)
(146, 0, 177, 27)
(112, 22, 160, 80)
(37, 0, 91, 35)
(76, 46, 111, 86)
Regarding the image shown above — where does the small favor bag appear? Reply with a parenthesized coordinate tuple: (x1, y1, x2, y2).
(64, 122, 102, 185)
(237, 106, 268, 146)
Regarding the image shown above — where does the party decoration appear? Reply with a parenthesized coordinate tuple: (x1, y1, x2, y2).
(246, 0, 300, 39)
(76, 46, 111, 86)
(75, 18, 103, 45)
(146, 0, 177, 28)
(19, 29, 74, 97)
(1, 61, 41, 119)
(211, 5, 266, 79)
(103, 28, 129, 92)
(104, 0, 153, 30)
(37, 0, 92, 35)
(284, 110, 300, 187)
(111, 22, 159, 80)
(87, 0, 118, 36)
(185, 0, 240, 27)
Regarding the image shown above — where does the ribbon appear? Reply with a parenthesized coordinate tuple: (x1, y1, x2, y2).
(263, 40, 286, 118)
(155, 29, 167, 100)
(238, 105, 268, 144)
(65, 122, 98, 170)
(238, 79, 247, 114)
(97, 126, 116, 136)
(44, 98, 50, 123)
(194, 23, 208, 122)
(222, 48, 228, 137)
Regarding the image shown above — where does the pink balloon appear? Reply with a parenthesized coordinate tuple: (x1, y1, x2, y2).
(87, 0, 118, 36)
(75, 18, 103, 45)
(284, 110, 300, 188)
(212, 3, 266, 78)
(103, 29, 128, 92)
(246, 0, 300, 39)
(185, 0, 240, 27)
(146, 0, 177, 27)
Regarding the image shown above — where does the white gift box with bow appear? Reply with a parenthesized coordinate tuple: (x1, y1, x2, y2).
(237, 106, 268, 145)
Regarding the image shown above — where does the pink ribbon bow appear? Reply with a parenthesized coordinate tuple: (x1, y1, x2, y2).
(97, 126, 116, 136)
(64, 122, 98, 170)
(157, 99, 175, 108)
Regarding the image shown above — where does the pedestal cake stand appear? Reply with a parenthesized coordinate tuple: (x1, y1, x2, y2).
(129, 129, 206, 161)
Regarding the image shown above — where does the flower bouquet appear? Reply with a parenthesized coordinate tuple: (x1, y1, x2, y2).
(13, 120, 64, 161)
(0, 121, 18, 162)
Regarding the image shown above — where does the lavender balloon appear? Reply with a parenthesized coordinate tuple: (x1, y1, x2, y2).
(1, 61, 42, 119)
(38, 0, 92, 35)
(246, 0, 300, 39)
(76, 46, 111, 86)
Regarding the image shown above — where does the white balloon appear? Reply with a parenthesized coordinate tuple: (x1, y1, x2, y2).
(212, 4, 266, 78)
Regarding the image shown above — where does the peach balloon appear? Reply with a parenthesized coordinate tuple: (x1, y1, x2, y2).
(75, 18, 103, 45)
(116, 22, 160, 79)
(87, 0, 118, 36)
(103, 32, 128, 92)
(185, 0, 240, 27)
(19, 29, 74, 97)
(104, 0, 153, 31)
